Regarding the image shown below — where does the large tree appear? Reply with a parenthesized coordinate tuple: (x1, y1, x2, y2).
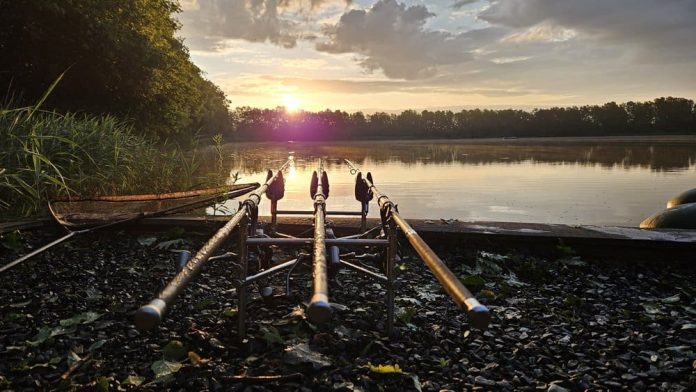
(0, 0, 231, 140)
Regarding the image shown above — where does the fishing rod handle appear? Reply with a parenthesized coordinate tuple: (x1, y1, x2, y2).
(392, 213, 491, 329)
(345, 159, 490, 329)
(135, 160, 291, 331)
(307, 160, 332, 324)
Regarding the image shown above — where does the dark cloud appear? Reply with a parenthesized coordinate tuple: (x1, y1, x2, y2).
(480, 0, 696, 60)
(316, 0, 475, 79)
(180, 0, 350, 50)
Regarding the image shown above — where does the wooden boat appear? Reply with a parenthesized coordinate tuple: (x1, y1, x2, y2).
(50, 183, 260, 229)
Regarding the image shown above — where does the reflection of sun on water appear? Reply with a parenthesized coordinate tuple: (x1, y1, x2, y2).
(282, 95, 300, 112)
(287, 155, 297, 180)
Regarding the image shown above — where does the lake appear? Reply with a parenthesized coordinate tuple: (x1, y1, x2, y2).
(215, 137, 696, 226)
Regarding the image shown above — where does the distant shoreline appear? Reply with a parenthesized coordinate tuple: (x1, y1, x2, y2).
(232, 134, 696, 145)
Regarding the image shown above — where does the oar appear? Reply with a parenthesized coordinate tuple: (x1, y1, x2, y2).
(345, 159, 491, 329)
(0, 183, 260, 274)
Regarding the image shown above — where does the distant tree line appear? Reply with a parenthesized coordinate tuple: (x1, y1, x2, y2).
(0, 0, 232, 142)
(232, 97, 696, 141)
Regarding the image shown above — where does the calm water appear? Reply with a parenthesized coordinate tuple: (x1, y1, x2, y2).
(214, 138, 696, 226)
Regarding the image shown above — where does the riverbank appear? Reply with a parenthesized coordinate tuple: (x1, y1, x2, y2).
(1, 228, 693, 390)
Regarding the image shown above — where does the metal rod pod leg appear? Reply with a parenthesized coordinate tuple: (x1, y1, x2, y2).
(177, 250, 192, 271)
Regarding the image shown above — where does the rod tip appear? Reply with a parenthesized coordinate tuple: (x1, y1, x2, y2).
(467, 304, 491, 330)
(134, 299, 166, 331)
(307, 295, 332, 324)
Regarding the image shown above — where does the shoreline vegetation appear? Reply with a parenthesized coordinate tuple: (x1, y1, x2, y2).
(229, 97, 696, 142)
(0, 98, 221, 219)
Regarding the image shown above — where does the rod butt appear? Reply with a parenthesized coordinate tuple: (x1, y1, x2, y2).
(307, 294, 332, 324)
(135, 299, 167, 331)
(467, 304, 491, 330)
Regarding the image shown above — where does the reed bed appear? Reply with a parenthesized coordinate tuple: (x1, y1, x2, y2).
(0, 103, 208, 219)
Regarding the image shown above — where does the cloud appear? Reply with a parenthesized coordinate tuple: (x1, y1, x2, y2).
(245, 75, 540, 97)
(480, 0, 696, 60)
(452, 0, 480, 9)
(180, 0, 350, 50)
(316, 0, 477, 79)
(500, 23, 576, 43)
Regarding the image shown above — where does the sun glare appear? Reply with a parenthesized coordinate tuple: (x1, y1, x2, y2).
(282, 95, 301, 112)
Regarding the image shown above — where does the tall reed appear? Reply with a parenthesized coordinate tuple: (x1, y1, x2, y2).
(0, 105, 213, 219)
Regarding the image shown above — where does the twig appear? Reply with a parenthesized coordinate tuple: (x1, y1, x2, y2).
(226, 372, 304, 383)
(60, 352, 92, 381)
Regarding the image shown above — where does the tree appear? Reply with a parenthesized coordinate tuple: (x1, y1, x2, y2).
(653, 97, 694, 132)
(0, 0, 232, 141)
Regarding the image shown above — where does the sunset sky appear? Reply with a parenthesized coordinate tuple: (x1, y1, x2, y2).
(177, 0, 696, 112)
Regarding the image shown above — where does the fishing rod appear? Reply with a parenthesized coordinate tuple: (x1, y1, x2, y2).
(345, 159, 491, 329)
(307, 159, 331, 324)
(135, 159, 291, 331)
(0, 183, 260, 275)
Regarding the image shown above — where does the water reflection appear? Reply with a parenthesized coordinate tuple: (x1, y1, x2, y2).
(217, 139, 696, 174)
(208, 139, 696, 226)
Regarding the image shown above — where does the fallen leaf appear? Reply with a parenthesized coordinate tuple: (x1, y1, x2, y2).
(151, 360, 182, 379)
(122, 375, 145, 386)
(162, 340, 187, 362)
(367, 363, 403, 374)
(59, 312, 102, 327)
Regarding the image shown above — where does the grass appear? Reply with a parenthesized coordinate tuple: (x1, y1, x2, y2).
(0, 87, 218, 219)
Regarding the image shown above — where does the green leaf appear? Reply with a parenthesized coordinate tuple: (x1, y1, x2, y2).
(59, 311, 102, 327)
(397, 306, 418, 324)
(221, 307, 238, 318)
(162, 340, 187, 362)
(95, 376, 109, 392)
(122, 375, 145, 386)
(260, 326, 284, 346)
(27, 325, 76, 346)
(460, 275, 486, 291)
(151, 360, 182, 380)
(0, 231, 23, 252)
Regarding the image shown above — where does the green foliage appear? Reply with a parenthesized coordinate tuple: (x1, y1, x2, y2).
(0, 100, 215, 219)
(260, 326, 284, 346)
(460, 275, 486, 292)
(161, 340, 188, 362)
(0, 231, 24, 252)
(231, 97, 696, 141)
(0, 0, 232, 141)
(396, 306, 418, 325)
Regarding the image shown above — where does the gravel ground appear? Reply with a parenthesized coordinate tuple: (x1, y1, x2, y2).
(0, 227, 694, 391)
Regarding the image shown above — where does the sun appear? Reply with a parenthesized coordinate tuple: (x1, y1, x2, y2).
(282, 95, 301, 112)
